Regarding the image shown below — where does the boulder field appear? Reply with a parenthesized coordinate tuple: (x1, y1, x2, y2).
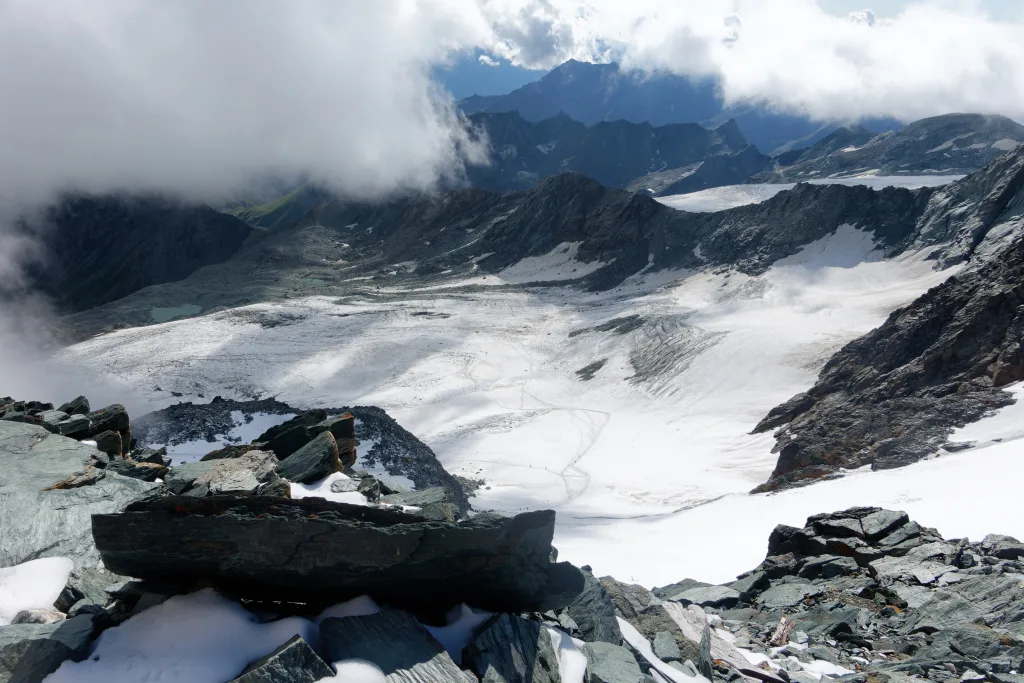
(1, 393, 1022, 683)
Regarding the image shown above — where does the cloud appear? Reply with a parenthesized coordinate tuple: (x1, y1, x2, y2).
(0, 0, 495, 209)
(475, 0, 1024, 122)
(5, 0, 1022, 216)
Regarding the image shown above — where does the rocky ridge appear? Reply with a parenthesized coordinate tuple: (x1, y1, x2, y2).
(63, 171, 947, 339)
(754, 144, 1024, 490)
(751, 114, 1024, 182)
(457, 58, 900, 154)
(131, 396, 471, 510)
(465, 111, 752, 192)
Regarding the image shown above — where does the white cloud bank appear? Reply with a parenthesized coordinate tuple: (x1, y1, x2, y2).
(0, 0, 493, 207)
(1, 0, 1022, 211)
(479, 0, 1024, 122)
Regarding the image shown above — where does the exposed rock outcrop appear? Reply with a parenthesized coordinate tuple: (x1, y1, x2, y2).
(92, 495, 584, 612)
(755, 145, 1024, 489)
(320, 610, 476, 682)
(639, 507, 1024, 682)
(755, 208, 1024, 488)
(0, 421, 156, 569)
(226, 635, 334, 683)
(0, 615, 95, 683)
(752, 114, 1024, 181)
(465, 110, 750, 192)
(131, 397, 469, 512)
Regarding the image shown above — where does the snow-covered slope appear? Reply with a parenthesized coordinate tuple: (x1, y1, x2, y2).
(61, 225, 974, 585)
(658, 175, 962, 213)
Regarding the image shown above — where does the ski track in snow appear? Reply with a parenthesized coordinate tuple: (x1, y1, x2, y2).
(59, 224, 1024, 587)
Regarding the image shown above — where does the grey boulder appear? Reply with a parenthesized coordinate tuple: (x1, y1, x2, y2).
(164, 451, 279, 496)
(463, 613, 561, 682)
(57, 397, 90, 416)
(567, 571, 623, 645)
(670, 585, 741, 609)
(320, 609, 475, 682)
(226, 635, 334, 683)
(0, 615, 95, 683)
(583, 642, 650, 683)
(275, 432, 340, 485)
(0, 421, 155, 568)
(756, 584, 822, 611)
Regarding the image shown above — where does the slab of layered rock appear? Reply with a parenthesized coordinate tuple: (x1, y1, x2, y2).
(0, 421, 156, 568)
(227, 635, 334, 683)
(92, 495, 583, 612)
(463, 613, 562, 683)
(320, 610, 476, 683)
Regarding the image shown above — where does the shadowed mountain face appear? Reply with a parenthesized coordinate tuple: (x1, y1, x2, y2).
(459, 59, 902, 154)
(461, 60, 723, 130)
(755, 146, 1024, 491)
(752, 114, 1024, 182)
(62, 172, 943, 339)
(24, 195, 252, 313)
(465, 111, 751, 191)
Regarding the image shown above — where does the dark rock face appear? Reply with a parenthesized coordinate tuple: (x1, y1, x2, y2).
(465, 110, 749, 192)
(92, 495, 583, 612)
(458, 58, 896, 154)
(274, 431, 340, 485)
(658, 145, 772, 196)
(226, 635, 334, 683)
(754, 180, 1024, 488)
(320, 610, 476, 682)
(911, 142, 1024, 267)
(566, 571, 623, 645)
(463, 613, 561, 683)
(24, 194, 251, 312)
(0, 615, 95, 683)
(752, 113, 1024, 181)
(57, 397, 90, 416)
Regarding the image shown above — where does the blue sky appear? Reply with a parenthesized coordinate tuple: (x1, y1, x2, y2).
(819, 0, 1022, 19)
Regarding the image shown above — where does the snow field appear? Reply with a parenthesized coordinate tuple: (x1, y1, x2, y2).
(658, 175, 963, 213)
(60, 225, 1019, 588)
(0, 557, 73, 625)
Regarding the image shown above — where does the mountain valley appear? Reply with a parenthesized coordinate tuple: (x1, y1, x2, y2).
(4, 18, 1024, 682)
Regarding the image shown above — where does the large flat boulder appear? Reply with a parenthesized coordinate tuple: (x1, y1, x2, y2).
(92, 495, 584, 612)
(0, 422, 156, 568)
